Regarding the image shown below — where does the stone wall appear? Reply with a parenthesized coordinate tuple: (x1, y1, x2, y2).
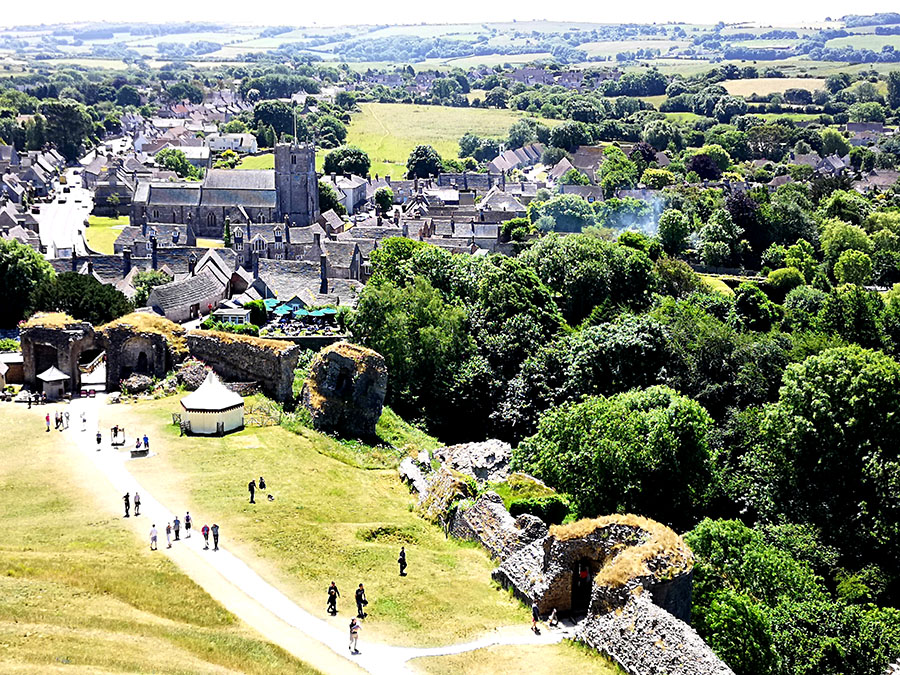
(20, 317, 97, 393)
(579, 595, 734, 675)
(187, 331, 302, 403)
(450, 492, 546, 559)
(102, 327, 173, 388)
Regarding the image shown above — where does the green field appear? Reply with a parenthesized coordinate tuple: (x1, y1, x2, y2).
(722, 77, 826, 97)
(579, 40, 685, 57)
(345, 103, 557, 179)
(825, 34, 900, 51)
(0, 403, 317, 674)
(85, 215, 129, 254)
(237, 153, 276, 170)
(116, 397, 532, 647)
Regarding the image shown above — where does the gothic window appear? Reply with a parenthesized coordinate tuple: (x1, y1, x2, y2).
(291, 155, 296, 165)
(152, 209, 159, 220)
(207, 213, 216, 227)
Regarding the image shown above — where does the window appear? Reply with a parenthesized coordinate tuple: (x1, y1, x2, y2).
(235, 242, 243, 251)
(291, 155, 296, 165)
(152, 209, 159, 220)
(207, 213, 216, 227)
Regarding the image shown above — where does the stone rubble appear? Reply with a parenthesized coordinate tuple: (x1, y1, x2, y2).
(433, 439, 512, 484)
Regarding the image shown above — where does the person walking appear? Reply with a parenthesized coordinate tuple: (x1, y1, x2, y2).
(80, 412, 86, 431)
(166, 522, 172, 549)
(248, 479, 256, 504)
(64, 412, 69, 429)
(211, 523, 219, 551)
(45, 413, 50, 432)
(133, 492, 141, 516)
(398, 546, 407, 576)
(327, 582, 340, 615)
(202, 524, 210, 550)
(184, 512, 192, 538)
(355, 584, 367, 619)
(173, 516, 181, 541)
(143, 434, 149, 451)
(259, 476, 266, 491)
(531, 602, 540, 633)
(349, 618, 360, 654)
(150, 524, 158, 551)
(548, 607, 559, 628)
(54, 412, 60, 430)
(96, 430, 102, 450)
(123, 492, 130, 518)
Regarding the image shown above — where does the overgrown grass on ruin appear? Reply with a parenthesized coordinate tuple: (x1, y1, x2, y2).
(113, 396, 531, 647)
(0, 403, 318, 675)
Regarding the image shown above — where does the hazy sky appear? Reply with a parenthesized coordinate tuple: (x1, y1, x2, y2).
(4, 1, 899, 29)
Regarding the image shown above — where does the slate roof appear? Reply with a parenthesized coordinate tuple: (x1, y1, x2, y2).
(141, 183, 202, 206)
(322, 241, 360, 269)
(148, 267, 225, 312)
(204, 169, 273, 190)
(255, 258, 322, 299)
(479, 187, 526, 213)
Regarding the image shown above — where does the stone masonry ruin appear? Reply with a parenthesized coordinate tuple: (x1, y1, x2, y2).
(300, 342, 387, 438)
(400, 440, 735, 675)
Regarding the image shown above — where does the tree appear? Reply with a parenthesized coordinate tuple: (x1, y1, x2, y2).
(132, 270, 172, 306)
(818, 284, 885, 349)
(834, 249, 873, 285)
(484, 87, 509, 109)
(32, 272, 132, 325)
(0, 239, 54, 327)
(513, 386, 715, 527)
(658, 208, 691, 255)
(323, 146, 370, 177)
(641, 119, 681, 151)
(318, 180, 347, 216)
(406, 145, 443, 179)
(374, 187, 394, 214)
(115, 85, 141, 107)
(749, 346, 900, 568)
(888, 71, 900, 110)
(849, 101, 886, 123)
(686, 153, 722, 180)
(313, 115, 347, 148)
(558, 168, 590, 185)
(821, 218, 872, 267)
(39, 99, 94, 161)
(734, 282, 778, 332)
(155, 148, 200, 179)
(533, 194, 595, 233)
(253, 100, 293, 137)
(213, 149, 240, 169)
(821, 128, 851, 157)
(166, 81, 203, 104)
(640, 168, 676, 189)
(506, 119, 537, 149)
(222, 119, 248, 134)
(597, 146, 638, 198)
(243, 299, 267, 326)
(458, 132, 481, 158)
(549, 121, 590, 152)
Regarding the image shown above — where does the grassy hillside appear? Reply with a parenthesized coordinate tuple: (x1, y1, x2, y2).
(85, 215, 129, 254)
(722, 77, 826, 96)
(0, 403, 318, 674)
(345, 103, 557, 179)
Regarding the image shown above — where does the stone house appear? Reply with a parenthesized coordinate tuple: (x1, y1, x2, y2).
(205, 133, 258, 154)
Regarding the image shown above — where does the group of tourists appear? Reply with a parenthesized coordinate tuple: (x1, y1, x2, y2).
(148, 514, 219, 552)
(327, 546, 410, 655)
(47, 411, 69, 431)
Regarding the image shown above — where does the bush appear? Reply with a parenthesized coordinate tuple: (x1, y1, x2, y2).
(199, 319, 260, 336)
(508, 495, 570, 525)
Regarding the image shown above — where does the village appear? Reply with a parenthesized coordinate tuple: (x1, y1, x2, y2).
(2, 13, 900, 675)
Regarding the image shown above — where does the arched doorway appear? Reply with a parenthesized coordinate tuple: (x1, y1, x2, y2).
(136, 351, 149, 374)
(572, 558, 593, 613)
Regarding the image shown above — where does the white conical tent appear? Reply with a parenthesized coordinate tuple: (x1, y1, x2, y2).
(180, 371, 244, 435)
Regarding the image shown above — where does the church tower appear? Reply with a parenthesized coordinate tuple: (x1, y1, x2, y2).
(275, 142, 320, 227)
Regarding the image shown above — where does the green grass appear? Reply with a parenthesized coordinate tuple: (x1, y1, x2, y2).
(699, 274, 736, 297)
(579, 39, 685, 57)
(663, 111, 704, 122)
(345, 103, 559, 179)
(85, 215, 129, 254)
(237, 153, 275, 170)
(722, 77, 826, 97)
(0, 403, 318, 675)
(487, 473, 558, 512)
(116, 397, 533, 647)
(826, 34, 900, 51)
(411, 641, 623, 674)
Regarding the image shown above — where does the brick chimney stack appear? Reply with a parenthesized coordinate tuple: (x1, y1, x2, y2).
(123, 247, 132, 277)
(150, 236, 158, 270)
(319, 254, 328, 295)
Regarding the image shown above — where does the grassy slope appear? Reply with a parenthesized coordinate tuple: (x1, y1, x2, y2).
(116, 397, 529, 647)
(722, 77, 826, 96)
(237, 153, 276, 170)
(0, 403, 318, 675)
(85, 215, 129, 255)
(411, 642, 623, 675)
(345, 103, 558, 179)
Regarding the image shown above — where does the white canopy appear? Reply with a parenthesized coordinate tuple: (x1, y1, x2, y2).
(37, 366, 69, 382)
(180, 371, 243, 412)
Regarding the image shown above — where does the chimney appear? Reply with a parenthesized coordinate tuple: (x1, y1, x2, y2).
(252, 251, 259, 279)
(319, 254, 328, 294)
(141, 217, 147, 237)
(150, 236, 158, 270)
(450, 219, 455, 235)
(314, 232, 321, 248)
(70, 250, 77, 272)
(393, 208, 400, 225)
(123, 247, 132, 276)
(188, 253, 197, 276)
(87, 260, 94, 275)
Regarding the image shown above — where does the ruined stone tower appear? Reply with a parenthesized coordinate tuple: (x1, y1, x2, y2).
(275, 141, 320, 227)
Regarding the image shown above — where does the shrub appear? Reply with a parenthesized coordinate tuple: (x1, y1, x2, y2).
(508, 495, 570, 525)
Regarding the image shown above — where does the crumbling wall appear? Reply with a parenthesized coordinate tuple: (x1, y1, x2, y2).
(20, 315, 96, 393)
(300, 342, 387, 437)
(187, 330, 301, 403)
(434, 440, 512, 484)
(580, 595, 734, 675)
(450, 492, 546, 559)
(99, 313, 187, 390)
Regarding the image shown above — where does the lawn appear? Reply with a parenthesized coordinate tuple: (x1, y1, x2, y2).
(345, 103, 558, 179)
(410, 642, 622, 675)
(237, 153, 276, 170)
(722, 77, 826, 97)
(699, 274, 735, 297)
(111, 396, 534, 648)
(0, 403, 318, 675)
(826, 34, 900, 51)
(85, 215, 129, 254)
